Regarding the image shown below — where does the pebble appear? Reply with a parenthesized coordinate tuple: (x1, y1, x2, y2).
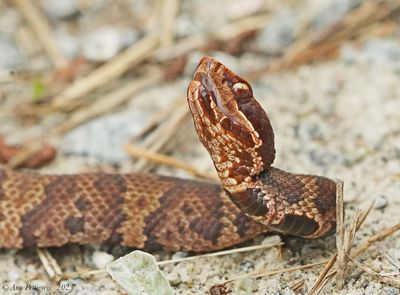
(55, 30, 80, 59)
(167, 273, 182, 287)
(261, 235, 282, 245)
(171, 251, 188, 260)
(7, 268, 20, 281)
(0, 8, 20, 36)
(82, 27, 137, 62)
(311, 0, 361, 28)
(233, 278, 253, 294)
(62, 110, 146, 164)
(341, 38, 400, 71)
(374, 195, 388, 210)
(0, 35, 23, 69)
(92, 250, 114, 269)
(256, 9, 297, 55)
(382, 287, 400, 295)
(360, 39, 400, 69)
(41, 0, 79, 19)
(239, 260, 254, 272)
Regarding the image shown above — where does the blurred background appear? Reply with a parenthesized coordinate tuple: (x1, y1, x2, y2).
(0, 0, 400, 294)
(0, 0, 399, 172)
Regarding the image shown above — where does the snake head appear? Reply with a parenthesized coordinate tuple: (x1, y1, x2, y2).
(187, 57, 275, 189)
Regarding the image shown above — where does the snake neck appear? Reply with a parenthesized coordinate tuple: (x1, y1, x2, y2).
(222, 168, 274, 219)
(223, 167, 337, 238)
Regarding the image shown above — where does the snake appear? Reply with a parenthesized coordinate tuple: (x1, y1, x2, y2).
(0, 57, 336, 252)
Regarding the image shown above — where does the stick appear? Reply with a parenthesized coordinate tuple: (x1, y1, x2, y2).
(154, 13, 270, 62)
(337, 210, 361, 289)
(336, 180, 345, 288)
(124, 144, 218, 181)
(53, 34, 160, 108)
(36, 249, 63, 280)
(132, 103, 189, 172)
(55, 71, 161, 134)
(159, 0, 179, 47)
(12, 0, 68, 69)
(352, 259, 400, 289)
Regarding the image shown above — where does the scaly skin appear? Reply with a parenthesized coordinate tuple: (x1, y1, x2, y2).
(0, 57, 336, 251)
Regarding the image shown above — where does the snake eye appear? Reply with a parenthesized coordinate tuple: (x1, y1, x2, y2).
(232, 82, 252, 102)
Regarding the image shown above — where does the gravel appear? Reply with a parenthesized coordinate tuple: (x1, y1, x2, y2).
(0, 1, 399, 294)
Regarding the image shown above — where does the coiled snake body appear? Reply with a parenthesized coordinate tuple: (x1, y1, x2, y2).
(0, 57, 336, 252)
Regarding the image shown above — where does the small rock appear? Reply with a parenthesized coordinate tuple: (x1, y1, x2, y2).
(374, 195, 388, 210)
(82, 27, 137, 62)
(167, 273, 182, 287)
(256, 9, 297, 55)
(92, 251, 114, 269)
(341, 38, 400, 71)
(233, 278, 253, 295)
(0, 36, 23, 69)
(55, 31, 80, 59)
(41, 0, 79, 19)
(261, 235, 282, 245)
(62, 110, 146, 164)
(239, 260, 254, 272)
(175, 266, 191, 283)
(311, 0, 361, 28)
(382, 287, 400, 295)
(7, 268, 20, 281)
(175, 14, 197, 38)
(171, 251, 188, 260)
(361, 38, 400, 69)
(0, 9, 21, 36)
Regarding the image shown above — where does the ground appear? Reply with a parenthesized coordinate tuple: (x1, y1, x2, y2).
(0, 0, 399, 294)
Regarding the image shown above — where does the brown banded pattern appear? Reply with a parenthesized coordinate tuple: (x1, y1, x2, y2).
(187, 57, 336, 239)
(0, 56, 336, 251)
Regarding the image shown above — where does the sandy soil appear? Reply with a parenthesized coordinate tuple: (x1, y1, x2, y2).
(0, 0, 399, 294)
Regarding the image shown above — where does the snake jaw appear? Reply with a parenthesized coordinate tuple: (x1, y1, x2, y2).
(187, 57, 276, 189)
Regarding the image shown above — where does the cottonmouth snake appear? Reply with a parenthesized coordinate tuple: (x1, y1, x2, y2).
(0, 57, 336, 252)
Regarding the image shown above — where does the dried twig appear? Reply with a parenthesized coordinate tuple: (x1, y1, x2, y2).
(308, 191, 375, 294)
(53, 34, 160, 108)
(288, 278, 305, 294)
(337, 210, 361, 289)
(12, 0, 68, 69)
(64, 242, 283, 279)
(154, 13, 270, 62)
(131, 97, 185, 141)
(157, 242, 283, 266)
(36, 249, 63, 280)
(246, 0, 400, 79)
(224, 260, 330, 285)
(351, 223, 400, 258)
(351, 259, 400, 289)
(308, 222, 400, 294)
(159, 0, 180, 47)
(55, 71, 162, 134)
(124, 144, 217, 181)
(307, 254, 337, 295)
(336, 180, 345, 288)
(132, 103, 189, 172)
(381, 248, 400, 270)
(5, 140, 48, 169)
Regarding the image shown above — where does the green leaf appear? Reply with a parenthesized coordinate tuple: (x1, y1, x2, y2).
(106, 250, 173, 295)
